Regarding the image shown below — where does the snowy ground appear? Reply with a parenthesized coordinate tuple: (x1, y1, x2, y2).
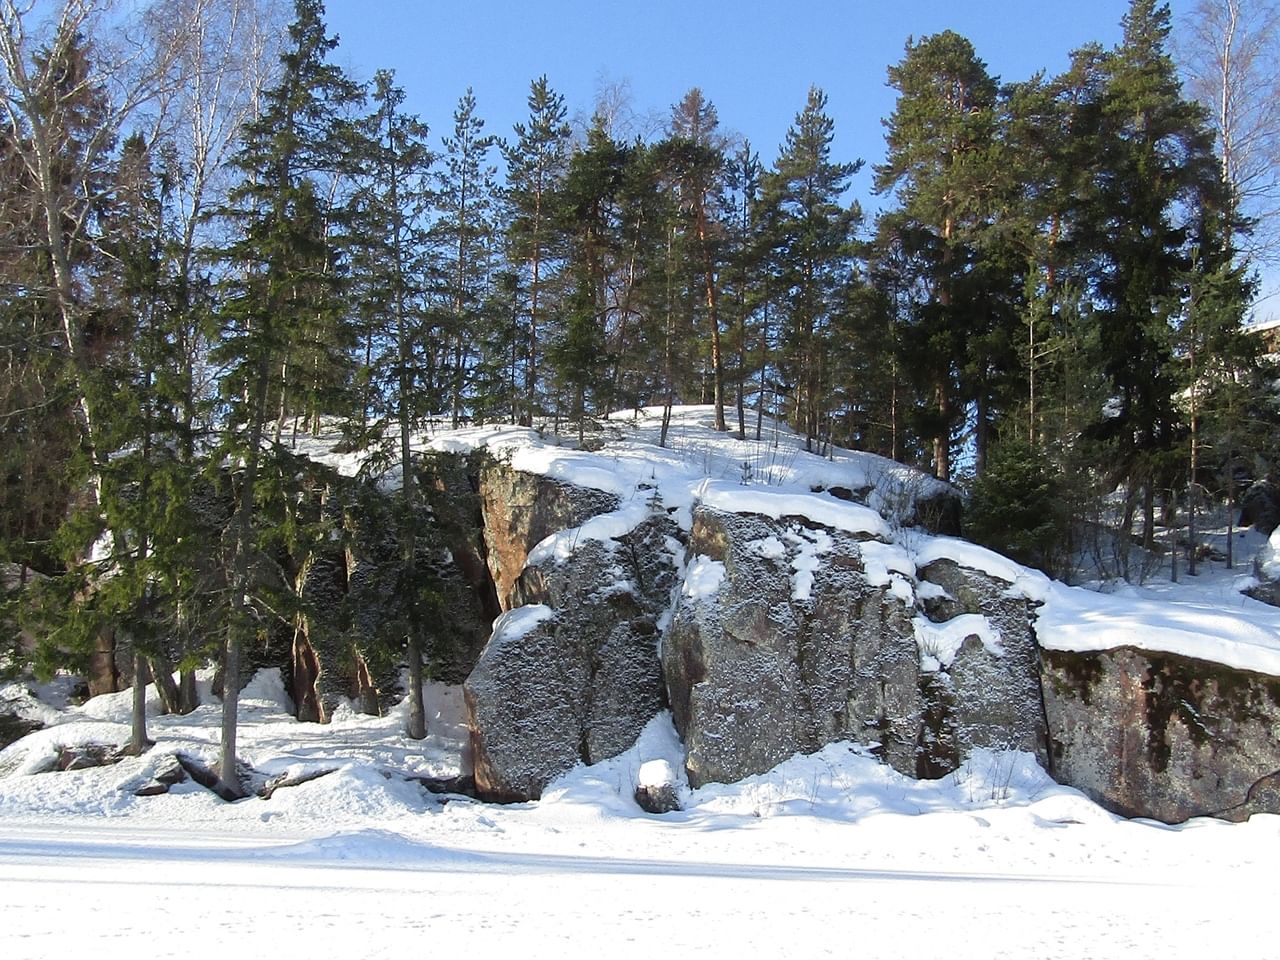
(5, 406, 1280, 958)
(2, 673, 1278, 959)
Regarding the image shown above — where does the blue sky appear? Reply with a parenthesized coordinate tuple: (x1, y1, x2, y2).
(323, 0, 1196, 220)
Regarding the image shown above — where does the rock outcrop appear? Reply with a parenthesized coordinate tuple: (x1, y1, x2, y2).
(1042, 646, 1280, 822)
(464, 512, 680, 801)
(915, 559, 1049, 774)
(477, 461, 620, 610)
(661, 507, 1047, 788)
(663, 507, 911, 786)
(1240, 477, 1280, 535)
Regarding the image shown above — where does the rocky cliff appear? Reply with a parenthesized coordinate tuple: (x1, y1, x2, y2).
(453, 453, 1280, 824)
(65, 423, 1276, 825)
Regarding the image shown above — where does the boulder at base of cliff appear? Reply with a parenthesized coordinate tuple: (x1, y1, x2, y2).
(915, 559, 1049, 775)
(1042, 646, 1280, 823)
(464, 514, 678, 802)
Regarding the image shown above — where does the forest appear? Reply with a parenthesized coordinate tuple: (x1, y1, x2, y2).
(2, 0, 1279, 792)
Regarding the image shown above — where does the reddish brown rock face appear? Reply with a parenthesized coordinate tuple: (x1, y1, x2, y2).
(1042, 646, 1280, 822)
(476, 463, 618, 610)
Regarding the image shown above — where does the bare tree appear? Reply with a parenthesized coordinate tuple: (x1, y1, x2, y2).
(1180, 0, 1280, 260)
(0, 0, 187, 498)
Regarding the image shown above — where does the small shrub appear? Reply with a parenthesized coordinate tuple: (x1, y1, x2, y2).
(965, 438, 1070, 577)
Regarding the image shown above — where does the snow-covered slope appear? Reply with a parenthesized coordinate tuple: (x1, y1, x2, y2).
(302, 404, 1280, 677)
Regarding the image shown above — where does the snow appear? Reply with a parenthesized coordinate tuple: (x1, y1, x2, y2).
(488, 603, 556, 645)
(527, 500, 651, 566)
(693, 478, 892, 539)
(2, 689, 1278, 959)
(1260, 526, 1280, 581)
(682, 555, 726, 601)
(789, 527, 833, 601)
(913, 536, 1049, 599)
(913, 613, 1004, 670)
(1034, 576, 1280, 674)
(637, 758, 677, 789)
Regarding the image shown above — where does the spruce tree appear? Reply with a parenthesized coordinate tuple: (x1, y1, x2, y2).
(433, 88, 498, 427)
(349, 68, 436, 737)
(550, 116, 628, 439)
(213, 0, 362, 794)
(503, 77, 571, 426)
(1086, 0, 1221, 548)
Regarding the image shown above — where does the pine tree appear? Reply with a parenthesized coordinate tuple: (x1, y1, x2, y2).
(664, 88, 731, 431)
(723, 141, 763, 438)
(875, 31, 1000, 480)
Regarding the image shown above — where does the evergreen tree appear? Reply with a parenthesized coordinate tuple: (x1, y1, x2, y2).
(433, 88, 499, 426)
(503, 76, 571, 426)
(664, 88, 731, 431)
(761, 86, 860, 452)
(875, 31, 1000, 480)
(723, 141, 763, 438)
(550, 116, 628, 439)
(1085, 0, 1221, 548)
(213, 0, 363, 794)
(349, 68, 436, 736)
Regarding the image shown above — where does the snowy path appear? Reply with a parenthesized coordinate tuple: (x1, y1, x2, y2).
(0, 820, 1270, 960)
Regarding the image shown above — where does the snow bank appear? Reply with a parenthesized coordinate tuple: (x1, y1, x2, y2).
(1035, 578, 1280, 675)
(694, 479, 891, 539)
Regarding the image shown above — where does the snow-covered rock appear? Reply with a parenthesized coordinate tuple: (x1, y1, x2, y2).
(464, 513, 679, 801)
(661, 506, 1045, 788)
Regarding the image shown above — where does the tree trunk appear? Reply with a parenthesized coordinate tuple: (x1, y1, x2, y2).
(219, 358, 271, 799)
(127, 645, 152, 756)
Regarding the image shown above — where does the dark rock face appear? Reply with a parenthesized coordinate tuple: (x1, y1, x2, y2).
(1240, 478, 1280, 535)
(663, 507, 919, 786)
(1042, 646, 1280, 823)
(288, 454, 503, 721)
(465, 513, 679, 801)
(418, 452, 504, 681)
(0, 713, 41, 751)
(916, 560, 1049, 772)
(910, 485, 964, 536)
